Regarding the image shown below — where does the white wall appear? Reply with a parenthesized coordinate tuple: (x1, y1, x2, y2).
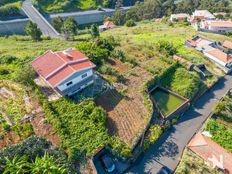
(57, 69, 93, 91)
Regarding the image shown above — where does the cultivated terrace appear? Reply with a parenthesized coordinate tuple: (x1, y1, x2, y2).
(1, 0, 232, 173)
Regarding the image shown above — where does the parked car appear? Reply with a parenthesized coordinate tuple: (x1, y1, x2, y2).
(100, 154, 116, 173)
(157, 166, 172, 174)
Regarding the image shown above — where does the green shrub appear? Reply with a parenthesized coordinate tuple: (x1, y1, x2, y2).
(205, 119, 232, 152)
(0, 55, 17, 64)
(99, 64, 118, 75)
(0, 67, 10, 75)
(156, 40, 177, 56)
(125, 19, 136, 27)
(0, 2, 21, 19)
(143, 124, 163, 150)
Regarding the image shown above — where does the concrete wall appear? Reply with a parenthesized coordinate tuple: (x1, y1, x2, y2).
(0, 18, 29, 36)
(0, 7, 130, 36)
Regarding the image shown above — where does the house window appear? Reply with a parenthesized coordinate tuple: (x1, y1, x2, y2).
(66, 81, 73, 86)
(81, 73, 87, 79)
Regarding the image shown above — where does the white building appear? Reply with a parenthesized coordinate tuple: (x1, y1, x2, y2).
(170, 13, 190, 22)
(200, 20, 232, 33)
(31, 48, 96, 96)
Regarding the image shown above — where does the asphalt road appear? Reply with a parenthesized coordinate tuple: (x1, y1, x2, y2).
(22, 0, 59, 38)
(126, 74, 232, 174)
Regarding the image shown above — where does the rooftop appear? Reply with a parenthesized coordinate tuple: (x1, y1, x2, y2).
(188, 133, 232, 173)
(31, 49, 95, 87)
(223, 40, 232, 49)
(205, 47, 232, 64)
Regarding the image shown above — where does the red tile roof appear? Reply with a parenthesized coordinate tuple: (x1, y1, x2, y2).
(223, 40, 232, 49)
(205, 48, 232, 64)
(188, 133, 232, 173)
(104, 21, 115, 28)
(31, 49, 95, 87)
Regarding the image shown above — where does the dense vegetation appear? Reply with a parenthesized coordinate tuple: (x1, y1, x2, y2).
(32, 0, 139, 13)
(0, 136, 71, 173)
(205, 92, 232, 153)
(0, 0, 21, 20)
(40, 97, 130, 160)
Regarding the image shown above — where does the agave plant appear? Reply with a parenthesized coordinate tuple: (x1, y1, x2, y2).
(29, 152, 67, 174)
(3, 155, 30, 174)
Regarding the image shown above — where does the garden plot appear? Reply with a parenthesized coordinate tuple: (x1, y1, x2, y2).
(0, 80, 60, 148)
(96, 66, 153, 146)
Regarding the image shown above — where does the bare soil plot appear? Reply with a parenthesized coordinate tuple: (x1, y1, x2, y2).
(96, 66, 153, 145)
(0, 80, 60, 148)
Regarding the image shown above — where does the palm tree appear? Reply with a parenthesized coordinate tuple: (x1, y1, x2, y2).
(3, 156, 30, 174)
(29, 152, 67, 174)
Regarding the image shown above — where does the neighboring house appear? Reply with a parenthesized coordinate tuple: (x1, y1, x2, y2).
(190, 10, 215, 23)
(200, 20, 232, 33)
(186, 36, 232, 73)
(170, 13, 190, 22)
(185, 35, 214, 51)
(188, 133, 232, 173)
(222, 40, 232, 50)
(203, 47, 232, 70)
(99, 21, 116, 31)
(31, 48, 96, 96)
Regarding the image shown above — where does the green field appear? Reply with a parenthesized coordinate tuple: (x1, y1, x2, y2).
(151, 88, 185, 116)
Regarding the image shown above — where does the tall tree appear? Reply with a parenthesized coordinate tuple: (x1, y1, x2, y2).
(115, 0, 123, 9)
(90, 24, 100, 38)
(62, 17, 78, 40)
(24, 21, 42, 41)
(52, 16, 64, 33)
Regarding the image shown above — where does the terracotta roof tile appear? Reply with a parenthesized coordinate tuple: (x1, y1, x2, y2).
(223, 40, 232, 49)
(206, 48, 232, 63)
(188, 133, 232, 173)
(31, 49, 96, 87)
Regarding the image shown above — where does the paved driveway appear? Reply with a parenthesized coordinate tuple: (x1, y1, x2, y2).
(126, 74, 232, 174)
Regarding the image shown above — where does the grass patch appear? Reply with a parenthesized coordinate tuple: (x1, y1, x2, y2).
(151, 88, 185, 116)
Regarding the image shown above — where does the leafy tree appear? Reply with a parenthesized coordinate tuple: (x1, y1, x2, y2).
(90, 24, 100, 38)
(52, 16, 64, 33)
(112, 9, 125, 25)
(3, 156, 30, 174)
(125, 19, 136, 27)
(115, 0, 123, 9)
(24, 21, 42, 41)
(62, 17, 78, 40)
(14, 64, 36, 85)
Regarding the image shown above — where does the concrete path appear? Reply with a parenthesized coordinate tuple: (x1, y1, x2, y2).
(22, 0, 60, 38)
(126, 74, 232, 174)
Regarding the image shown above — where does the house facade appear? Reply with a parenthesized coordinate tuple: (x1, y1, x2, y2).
(31, 48, 96, 96)
(190, 10, 215, 23)
(170, 13, 190, 22)
(200, 20, 232, 33)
